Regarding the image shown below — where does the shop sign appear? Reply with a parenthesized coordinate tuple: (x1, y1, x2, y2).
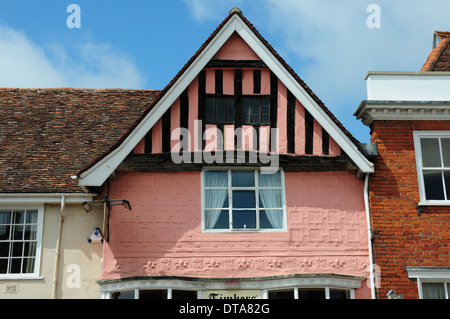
(204, 290, 261, 299)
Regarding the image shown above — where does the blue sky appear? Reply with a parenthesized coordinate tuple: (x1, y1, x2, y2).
(1, 1, 449, 143)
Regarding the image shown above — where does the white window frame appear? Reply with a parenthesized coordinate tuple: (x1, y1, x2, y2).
(201, 167, 287, 233)
(407, 267, 450, 299)
(413, 131, 450, 205)
(0, 205, 44, 279)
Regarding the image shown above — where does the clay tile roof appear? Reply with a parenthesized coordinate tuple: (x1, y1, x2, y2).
(421, 31, 450, 71)
(0, 88, 160, 193)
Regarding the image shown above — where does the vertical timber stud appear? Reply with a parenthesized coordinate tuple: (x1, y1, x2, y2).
(253, 70, 261, 94)
(234, 69, 243, 149)
(162, 108, 171, 153)
(215, 70, 223, 95)
(322, 128, 329, 155)
(287, 89, 295, 154)
(270, 71, 278, 152)
(198, 70, 206, 151)
(144, 129, 153, 154)
(180, 88, 189, 151)
(305, 109, 314, 154)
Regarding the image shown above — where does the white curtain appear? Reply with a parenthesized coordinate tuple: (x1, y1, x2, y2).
(258, 172, 283, 229)
(422, 283, 445, 299)
(205, 171, 228, 229)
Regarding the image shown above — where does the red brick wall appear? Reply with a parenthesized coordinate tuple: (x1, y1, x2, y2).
(369, 120, 450, 299)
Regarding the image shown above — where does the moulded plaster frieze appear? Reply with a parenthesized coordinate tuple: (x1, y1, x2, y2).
(103, 256, 370, 279)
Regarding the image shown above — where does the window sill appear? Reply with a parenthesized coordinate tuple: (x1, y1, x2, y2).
(0, 275, 43, 280)
(203, 228, 287, 233)
(417, 201, 450, 207)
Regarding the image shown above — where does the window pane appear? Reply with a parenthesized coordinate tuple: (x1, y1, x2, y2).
(330, 289, 350, 299)
(11, 242, 23, 257)
(262, 98, 270, 123)
(423, 171, 445, 200)
(421, 138, 441, 167)
(0, 242, 10, 258)
(442, 138, 450, 167)
(10, 258, 22, 274)
(259, 190, 282, 208)
(172, 290, 197, 299)
(204, 170, 228, 187)
(0, 225, 10, 241)
(24, 242, 37, 257)
(258, 171, 281, 187)
(0, 210, 11, 224)
(140, 290, 167, 299)
(216, 98, 226, 122)
(423, 283, 446, 299)
(445, 171, 450, 200)
(205, 210, 229, 229)
(13, 225, 24, 240)
(268, 289, 294, 299)
(24, 225, 37, 241)
(232, 210, 256, 229)
(232, 190, 255, 208)
(231, 170, 254, 187)
(251, 99, 260, 123)
(298, 289, 326, 299)
(13, 210, 25, 224)
(0, 259, 7, 273)
(206, 97, 215, 122)
(226, 98, 234, 122)
(26, 210, 38, 224)
(242, 98, 251, 123)
(205, 190, 229, 208)
(113, 291, 135, 299)
(22, 258, 35, 274)
(260, 210, 283, 229)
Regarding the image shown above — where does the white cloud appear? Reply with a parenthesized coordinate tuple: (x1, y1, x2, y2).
(0, 24, 145, 89)
(258, 0, 450, 104)
(181, 0, 244, 22)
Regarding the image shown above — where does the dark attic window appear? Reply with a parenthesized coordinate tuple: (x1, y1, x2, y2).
(242, 96, 270, 125)
(205, 96, 235, 124)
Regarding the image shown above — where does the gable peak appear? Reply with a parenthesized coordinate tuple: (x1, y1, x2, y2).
(229, 7, 243, 16)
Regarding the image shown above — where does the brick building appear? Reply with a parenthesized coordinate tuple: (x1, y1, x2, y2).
(354, 31, 450, 299)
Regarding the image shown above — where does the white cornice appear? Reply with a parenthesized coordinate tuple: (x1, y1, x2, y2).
(355, 100, 450, 126)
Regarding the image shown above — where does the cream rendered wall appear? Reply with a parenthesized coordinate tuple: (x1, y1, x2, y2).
(0, 203, 103, 299)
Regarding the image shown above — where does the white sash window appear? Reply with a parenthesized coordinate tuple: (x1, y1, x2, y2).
(202, 168, 286, 232)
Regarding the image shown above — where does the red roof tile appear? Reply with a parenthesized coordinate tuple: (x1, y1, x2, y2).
(421, 31, 450, 71)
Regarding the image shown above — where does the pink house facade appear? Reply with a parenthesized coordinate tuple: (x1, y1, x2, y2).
(77, 9, 375, 299)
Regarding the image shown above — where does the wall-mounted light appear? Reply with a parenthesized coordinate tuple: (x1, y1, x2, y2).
(81, 196, 132, 213)
(81, 196, 131, 243)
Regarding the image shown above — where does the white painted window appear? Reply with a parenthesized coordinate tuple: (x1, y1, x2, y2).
(0, 207, 44, 278)
(202, 168, 286, 232)
(414, 131, 450, 204)
(407, 267, 450, 299)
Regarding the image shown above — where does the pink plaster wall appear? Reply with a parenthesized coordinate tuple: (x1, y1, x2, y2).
(213, 32, 260, 60)
(103, 170, 370, 283)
